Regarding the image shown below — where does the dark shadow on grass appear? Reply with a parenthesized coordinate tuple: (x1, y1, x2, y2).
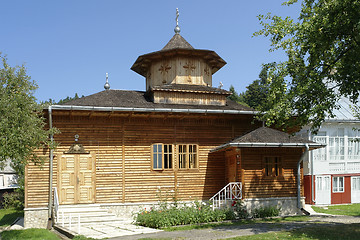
(289, 223, 360, 240)
(192, 217, 356, 237)
(0, 210, 23, 227)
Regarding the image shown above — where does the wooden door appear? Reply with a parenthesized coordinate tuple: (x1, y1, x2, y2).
(58, 154, 96, 204)
(227, 156, 237, 182)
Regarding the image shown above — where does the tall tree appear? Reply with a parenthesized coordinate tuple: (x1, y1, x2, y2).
(228, 85, 249, 107)
(243, 63, 275, 111)
(43, 93, 83, 106)
(0, 54, 52, 172)
(254, 0, 360, 133)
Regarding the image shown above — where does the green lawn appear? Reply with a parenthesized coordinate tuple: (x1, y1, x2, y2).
(227, 223, 360, 240)
(312, 203, 360, 216)
(163, 216, 310, 231)
(1, 228, 60, 240)
(0, 208, 24, 227)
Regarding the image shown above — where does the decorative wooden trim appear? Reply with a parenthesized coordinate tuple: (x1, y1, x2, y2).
(24, 164, 28, 208)
(64, 143, 90, 154)
(122, 123, 125, 203)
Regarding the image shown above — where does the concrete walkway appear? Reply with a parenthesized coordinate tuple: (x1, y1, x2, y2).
(55, 219, 161, 239)
(110, 215, 360, 240)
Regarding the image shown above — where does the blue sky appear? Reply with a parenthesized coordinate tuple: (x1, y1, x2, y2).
(1, 0, 301, 102)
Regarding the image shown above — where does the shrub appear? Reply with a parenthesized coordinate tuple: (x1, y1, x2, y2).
(135, 201, 235, 228)
(252, 205, 281, 218)
(231, 199, 248, 219)
(3, 191, 24, 210)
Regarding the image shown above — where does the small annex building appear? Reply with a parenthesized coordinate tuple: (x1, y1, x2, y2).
(24, 22, 323, 229)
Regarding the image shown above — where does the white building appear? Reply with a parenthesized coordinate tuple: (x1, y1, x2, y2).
(300, 97, 360, 205)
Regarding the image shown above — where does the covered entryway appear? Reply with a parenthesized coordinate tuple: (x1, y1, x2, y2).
(315, 175, 331, 205)
(351, 176, 360, 203)
(58, 154, 96, 204)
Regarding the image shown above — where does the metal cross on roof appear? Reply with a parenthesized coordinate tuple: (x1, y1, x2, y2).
(174, 8, 180, 34)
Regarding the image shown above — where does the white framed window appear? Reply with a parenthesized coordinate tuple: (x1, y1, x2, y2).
(151, 144, 173, 170)
(333, 176, 344, 193)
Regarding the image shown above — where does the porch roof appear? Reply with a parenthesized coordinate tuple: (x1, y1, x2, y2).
(210, 127, 325, 153)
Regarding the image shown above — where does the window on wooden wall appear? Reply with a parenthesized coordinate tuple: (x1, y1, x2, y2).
(263, 157, 281, 177)
(333, 176, 344, 192)
(151, 144, 173, 170)
(178, 144, 198, 169)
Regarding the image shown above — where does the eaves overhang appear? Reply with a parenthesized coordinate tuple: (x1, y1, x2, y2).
(131, 48, 226, 77)
(210, 142, 326, 153)
(47, 105, 258, 115)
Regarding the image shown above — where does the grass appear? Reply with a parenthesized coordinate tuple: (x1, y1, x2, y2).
(163, 216, 310, 231)
(0, 208, 24, 227)
(227, 223, 360, 240)
(312, 203, 360, 216)
(72, 235, 98, 240)
(1, 228, 60, 240)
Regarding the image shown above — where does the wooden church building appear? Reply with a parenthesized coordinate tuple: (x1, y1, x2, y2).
(24, 18, 323, 229)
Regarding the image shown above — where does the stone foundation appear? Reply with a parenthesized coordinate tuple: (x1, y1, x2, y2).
(24, 207, 49, 229)
(100, 197, 304, 220)
(243, 197, 305, 216)
(101, 202, 159, 220)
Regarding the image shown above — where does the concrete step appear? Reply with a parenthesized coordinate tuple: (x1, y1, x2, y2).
(55, 204, 125, 226)
(57, 215, 120, 224)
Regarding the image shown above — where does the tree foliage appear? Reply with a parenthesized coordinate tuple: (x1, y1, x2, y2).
(242, 63, 275, 111)
(43, 93, 83, 105)
(254, 0, 360, 132)
(228, 85, 245, 104)
(0, 54, 52, 172)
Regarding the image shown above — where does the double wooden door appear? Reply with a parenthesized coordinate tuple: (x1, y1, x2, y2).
(58, 154, 96, 204)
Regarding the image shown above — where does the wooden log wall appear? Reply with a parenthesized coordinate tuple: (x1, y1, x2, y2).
(25, 111, 258, 208)
(153, 91, 227, 106)
(240, 148, 304, 199)
(147, 57, 212, 89)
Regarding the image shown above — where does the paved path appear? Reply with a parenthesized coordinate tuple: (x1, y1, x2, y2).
(110, 215, 360, 240)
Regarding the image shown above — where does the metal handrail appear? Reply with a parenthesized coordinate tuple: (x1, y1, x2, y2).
(209, 182, 242, 210)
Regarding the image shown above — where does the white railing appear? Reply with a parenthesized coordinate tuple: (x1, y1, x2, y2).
(58, 211, 81, 234)
(53, 187, 81, 234)
(209, 182, 242, 210)
(53, 187, 59, 221)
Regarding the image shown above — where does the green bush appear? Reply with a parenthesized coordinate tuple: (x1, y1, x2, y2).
(252, 205, 281, 218)
(135, 201, 235, 228)
(231, 199, 249, 219)
(3, 192, 24, 210)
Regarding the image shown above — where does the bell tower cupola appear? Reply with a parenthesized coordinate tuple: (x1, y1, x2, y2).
(131, 9, 230, 106)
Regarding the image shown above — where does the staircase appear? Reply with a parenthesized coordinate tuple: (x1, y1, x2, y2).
(209, 182, 242, 209)
(55, 204, 125, 234)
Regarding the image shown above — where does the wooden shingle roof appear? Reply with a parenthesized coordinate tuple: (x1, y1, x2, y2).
(211, 127, 325, 152)
(60, 89, 253, 112)
(131, 34, 226, 77)
(161, 34, 194, 50)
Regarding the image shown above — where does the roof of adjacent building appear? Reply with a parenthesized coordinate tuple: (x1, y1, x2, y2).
(329, 96, 359, 121)
(211, 127, 324, 152)
(60, 89, 253, 112)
